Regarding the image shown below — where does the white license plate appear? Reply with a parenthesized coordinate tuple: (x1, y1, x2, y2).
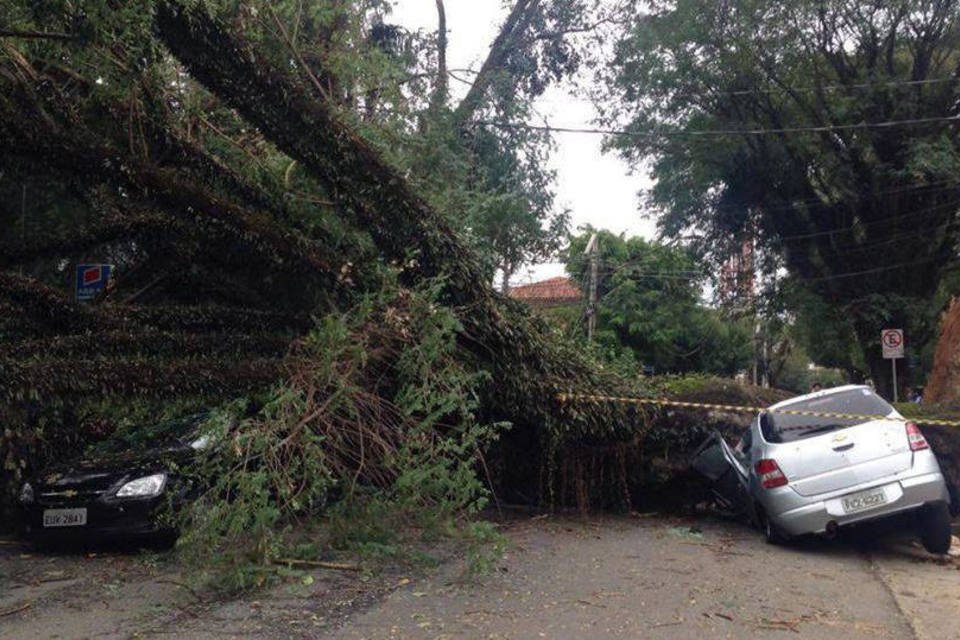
(842, 489, 887, 514)
(43, 508, 87, 528)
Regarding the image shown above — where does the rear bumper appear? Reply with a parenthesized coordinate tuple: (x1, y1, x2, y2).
(768, 472, 950, 536)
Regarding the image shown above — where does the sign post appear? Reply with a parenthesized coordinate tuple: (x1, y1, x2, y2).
(881, 329, 904, 403)
(75, 264, 113, 302)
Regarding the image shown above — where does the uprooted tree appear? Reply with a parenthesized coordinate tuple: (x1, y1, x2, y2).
(1, 0, 684, 559)
(8, 2, 960, 583)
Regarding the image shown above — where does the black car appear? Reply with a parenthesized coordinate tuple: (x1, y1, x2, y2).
(18, 413, 213, 548)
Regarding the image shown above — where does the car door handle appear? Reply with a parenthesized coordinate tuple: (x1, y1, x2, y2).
(832, 443, 854, 452)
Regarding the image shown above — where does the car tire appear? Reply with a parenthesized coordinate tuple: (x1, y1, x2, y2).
(759, 510, 788, 545)
(918, 501, 952, 555)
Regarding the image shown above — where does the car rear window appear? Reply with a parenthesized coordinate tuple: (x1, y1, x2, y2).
(761, 388, 894, 443)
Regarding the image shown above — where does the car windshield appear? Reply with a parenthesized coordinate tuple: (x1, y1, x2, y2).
(87, 413, 210, 456)
(761, 388, 894, 443)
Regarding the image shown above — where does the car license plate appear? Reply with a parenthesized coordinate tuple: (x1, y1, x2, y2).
(43, 508, 87, 528)
(841, 489, 887, 514)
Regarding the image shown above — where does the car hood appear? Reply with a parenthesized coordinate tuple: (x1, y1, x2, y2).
(35, 445, 194, 493)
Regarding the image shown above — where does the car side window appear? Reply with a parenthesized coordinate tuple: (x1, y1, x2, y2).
(759, 412, 780, 443)
(734, 427, 752, 465)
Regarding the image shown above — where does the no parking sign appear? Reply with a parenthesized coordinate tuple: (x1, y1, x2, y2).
(881, 328, 904, 402)
(881, 329, 904, 359)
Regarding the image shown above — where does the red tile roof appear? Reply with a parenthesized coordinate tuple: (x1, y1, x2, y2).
(508, 276, 582, 308)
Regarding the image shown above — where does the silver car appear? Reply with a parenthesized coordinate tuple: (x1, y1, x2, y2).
(693, 385, 953, 553)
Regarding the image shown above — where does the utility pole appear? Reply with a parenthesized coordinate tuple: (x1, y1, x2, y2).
(584, 233, 599, 342)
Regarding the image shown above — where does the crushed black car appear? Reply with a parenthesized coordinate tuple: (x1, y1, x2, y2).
(17, 413, 215, 548)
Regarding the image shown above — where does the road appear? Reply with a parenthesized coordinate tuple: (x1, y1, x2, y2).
(1, 514, 958, 639)
(328, 515, 959, 640)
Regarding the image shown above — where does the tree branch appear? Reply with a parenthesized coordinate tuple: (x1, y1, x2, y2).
(0, 29, 75, 41)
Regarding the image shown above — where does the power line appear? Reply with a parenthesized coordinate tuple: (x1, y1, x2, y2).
(776, 198, 960, 243)
(478, 113, 960, 138)
(705, 178, 960, 216)
(718, 77, 957, 97)
(534, 78, 959, 106)
(796, 257, 939, 283)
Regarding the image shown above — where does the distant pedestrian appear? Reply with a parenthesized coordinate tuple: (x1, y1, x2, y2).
(810, 381, 823, 393)
(909, 387, 924, 404)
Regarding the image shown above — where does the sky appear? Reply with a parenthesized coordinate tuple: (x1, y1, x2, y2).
(390, 0, 656, 285)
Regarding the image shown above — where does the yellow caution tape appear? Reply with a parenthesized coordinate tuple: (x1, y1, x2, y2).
(555, 393, 960, 428)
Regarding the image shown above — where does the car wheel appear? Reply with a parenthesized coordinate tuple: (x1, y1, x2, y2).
(918, 501, 952, 555)
(759, 510, 788, 545)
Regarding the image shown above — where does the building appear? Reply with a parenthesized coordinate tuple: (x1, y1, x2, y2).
(508, 276, 582, 309)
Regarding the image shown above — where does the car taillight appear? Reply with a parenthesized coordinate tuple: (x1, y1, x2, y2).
(755, 459, 788, 489)
(906, 422, 929, 451)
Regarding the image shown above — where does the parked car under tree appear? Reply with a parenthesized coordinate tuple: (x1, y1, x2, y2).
(693, 385, 954, 553)
(17, 413, 216, 548)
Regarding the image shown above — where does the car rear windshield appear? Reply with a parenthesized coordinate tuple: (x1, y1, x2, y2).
(760, 388, 894, 443)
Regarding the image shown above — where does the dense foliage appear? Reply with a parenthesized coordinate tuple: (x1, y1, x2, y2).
(565, 228, 753, 375)
(601, 0, 960, 394)
(0, 0, 657, 572)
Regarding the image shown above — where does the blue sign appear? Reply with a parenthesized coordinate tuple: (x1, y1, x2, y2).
(76, 264, 113, 302)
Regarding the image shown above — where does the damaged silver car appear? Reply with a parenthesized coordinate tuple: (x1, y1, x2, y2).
(692, 385, 953, 553)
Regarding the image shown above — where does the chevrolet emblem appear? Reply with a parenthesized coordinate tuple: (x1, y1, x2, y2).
(831, 433, 848, 443)
(44, 489, 79, 498)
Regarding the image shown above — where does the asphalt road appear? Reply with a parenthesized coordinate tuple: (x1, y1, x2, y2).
(2, 515, 958, 639)
(328, 515, 960, 640)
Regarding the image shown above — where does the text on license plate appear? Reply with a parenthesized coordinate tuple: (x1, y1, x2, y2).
(43, 508, 87, 528)
(842, 489, 887, 514)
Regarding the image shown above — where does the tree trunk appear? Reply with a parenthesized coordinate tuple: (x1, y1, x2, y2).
(501, 264, 512, 295)
(451, 0, 539, 128)
(430, 0, 448, 112)
(152, 0, 656, 508)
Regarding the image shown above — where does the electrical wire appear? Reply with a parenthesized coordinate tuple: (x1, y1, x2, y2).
(794, 257, 939, 283)
(478, 113, 960, 138)
(534, 78, 960, 106)
(699, 178, 960, 216)
(775, 198, 960, 243)
(708, 77, 958, 97)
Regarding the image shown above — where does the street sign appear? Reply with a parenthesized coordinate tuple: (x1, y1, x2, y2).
(881, 329, 904, 360)
(75, 264, 113, 302)
(881, 328, 904, 403)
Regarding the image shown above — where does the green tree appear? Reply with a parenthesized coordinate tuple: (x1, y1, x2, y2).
(0, 0, 655, 526)
(601, 0, 960, 396)
(566, 229, 752, 375)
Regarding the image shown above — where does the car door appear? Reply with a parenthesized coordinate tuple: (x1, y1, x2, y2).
(692, 431, 751, 514)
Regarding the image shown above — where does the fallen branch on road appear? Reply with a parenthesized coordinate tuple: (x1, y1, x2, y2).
(272, 559, 361, 572)
(0, 601, 32, 617)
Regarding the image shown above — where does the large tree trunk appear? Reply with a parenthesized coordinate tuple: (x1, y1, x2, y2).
(152, 0, 653, 509)
(925, 298, 960, 404)
(451, 0, 540, 128)
(154, 1, 485, 303)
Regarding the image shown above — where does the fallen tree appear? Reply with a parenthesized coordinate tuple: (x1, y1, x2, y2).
(9, 5, 958, 579)
(0, 2, 648, 520)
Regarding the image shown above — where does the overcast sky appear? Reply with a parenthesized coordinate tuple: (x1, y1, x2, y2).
(391, 0, 656, 284)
